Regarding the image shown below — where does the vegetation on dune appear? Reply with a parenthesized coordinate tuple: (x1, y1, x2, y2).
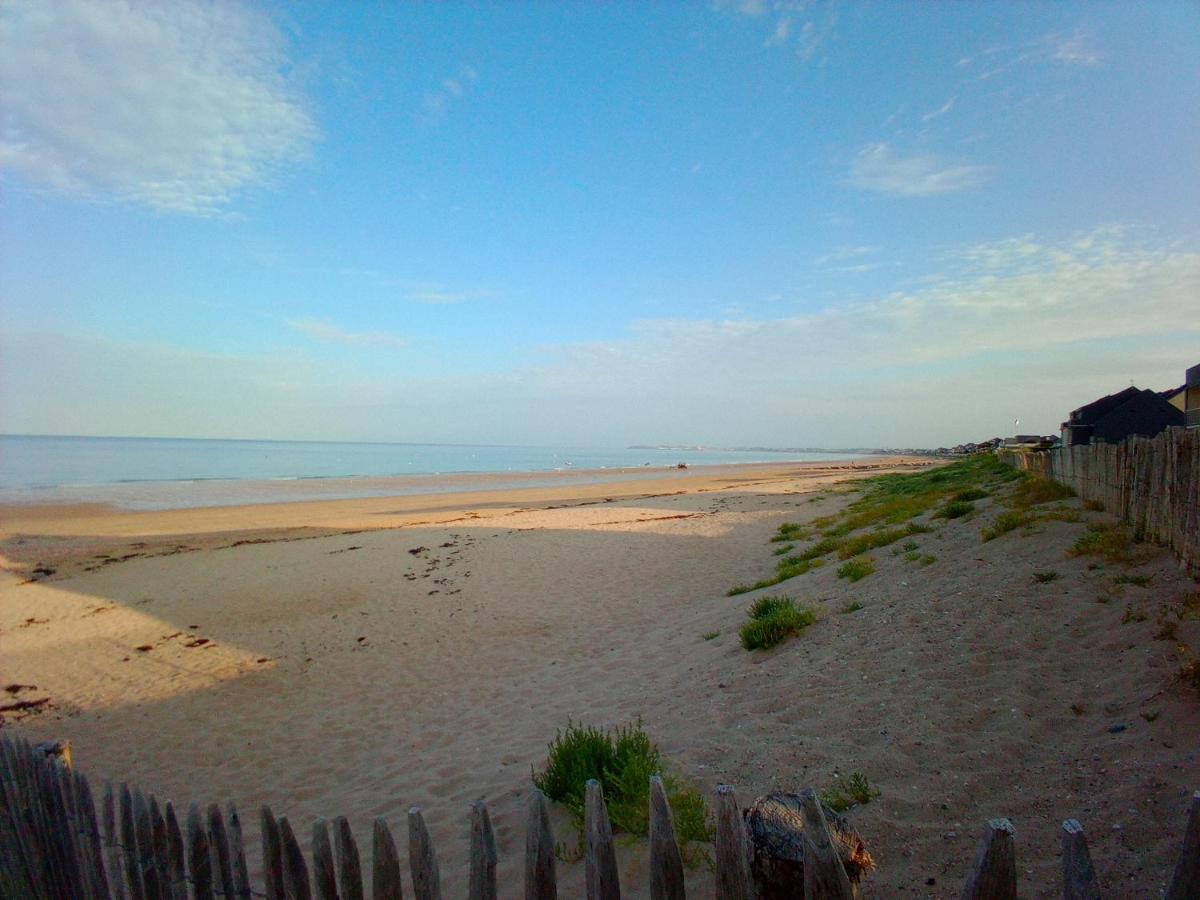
(729, 454, 1027, 594)
(1008, 475, 1075, 508)
(935, 500, 975, 519)
(820, 772, 880, 813)
(533, 720, 712, 863)
(836, 522, 930, 560)
(1067, 522, 1149, 565)
(980, 510, 1033, 542)
(836, 555, 875, 582)
(1033, 570, 1059, 584)
(740, 596, 816, 650)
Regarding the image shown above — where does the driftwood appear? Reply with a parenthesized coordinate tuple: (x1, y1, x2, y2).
(743, 793, 874, 899)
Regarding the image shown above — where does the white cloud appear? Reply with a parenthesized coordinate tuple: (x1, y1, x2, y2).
(0, 0, 316, 215)
(288, 319, 408, 349)
(1052, 29, 1102, 66)
(848, 143, 991, 197)
(764, 17, 792, 47)
(922, 97, 957, 122)
(421, 66, 478, 123)
(4, 229, 1194, 448)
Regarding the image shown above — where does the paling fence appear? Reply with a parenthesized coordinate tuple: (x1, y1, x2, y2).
(998, 427, 1200, 573)
(2, 736, 1198, 898)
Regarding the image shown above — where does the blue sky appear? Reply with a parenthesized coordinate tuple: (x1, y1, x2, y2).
(1, 1, 1197, 447)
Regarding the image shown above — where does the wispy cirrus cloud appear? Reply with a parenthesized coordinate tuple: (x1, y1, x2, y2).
(848, 143, 991, 197)
(288, 319, 408, 349)
(720, 0, 837, 61)
(0, 0, 316, 215)
(968, 28, 1103, 80)
(421, 66, 478, 123)
(922, 97, 957, 122)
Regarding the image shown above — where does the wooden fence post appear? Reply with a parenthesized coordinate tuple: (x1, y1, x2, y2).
(648, 775, 685, 900)
(279, 815, 312, 900)
(797, 788, 853, 900)
(524, 789, 557, 900)
(408, 807, 442, 900)
(713, 784, 751, 900)
(1061, 819, 1099, 899)
(334, 815, 364, 900)
(469, 799, 498, 900)
(208, 801, 236, 899)
(312, 818, 339, 900)
(164, 802, 186, 900)
(188, 801, 215, 900)
(584, 780, 620, 900)
(227, 803, 252, 900)
(1165, 791, 1200, 900)
(960, 818, 1015, 899)
(261, 806, 284, 900)
(372, 818, 403, 900)
(75, 770, 112, 900)
(120, 783, 144, 900)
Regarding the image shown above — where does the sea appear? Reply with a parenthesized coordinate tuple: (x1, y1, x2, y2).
(0, 434, 865, 511)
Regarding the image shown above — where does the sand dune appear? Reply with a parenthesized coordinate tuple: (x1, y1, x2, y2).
(2, 457, 1197, 897)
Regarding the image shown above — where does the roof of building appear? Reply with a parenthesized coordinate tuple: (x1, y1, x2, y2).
(1068, 385, 1141, 426)
(1087, 391, 1184, 443)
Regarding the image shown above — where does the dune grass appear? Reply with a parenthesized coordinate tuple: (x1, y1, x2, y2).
(936, 500, 975, 519)
(1008, 476, 1075, 508)
(836, 555, 875, 582)
(740, 596, 816, 650)
(1068, 522, 1146, 565)
(532, 721, 712, 861)
(820, 772, 880, 813)
(980, 510, 1034, 542)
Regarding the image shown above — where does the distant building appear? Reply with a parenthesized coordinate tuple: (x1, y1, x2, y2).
(1061, 385, 1184, 446)
(1184, 363, 1200, 429)
(1001, 435, 1057, 450)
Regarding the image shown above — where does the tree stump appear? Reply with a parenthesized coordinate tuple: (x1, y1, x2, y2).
(743, 793, 874, 899)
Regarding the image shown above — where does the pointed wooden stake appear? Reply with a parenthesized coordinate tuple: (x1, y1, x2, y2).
(960, 818, 1016, 900)
(584, 780, 620, 900)
(469, 800, 498, 900)
(524, 789, 557, 900)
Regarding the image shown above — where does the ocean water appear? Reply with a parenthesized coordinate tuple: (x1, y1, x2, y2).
(0, 434, 864, 510)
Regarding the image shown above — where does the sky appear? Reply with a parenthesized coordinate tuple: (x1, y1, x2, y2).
(1, 0, 1198, 449)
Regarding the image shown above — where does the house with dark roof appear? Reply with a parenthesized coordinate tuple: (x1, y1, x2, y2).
(1061, 385, 1184, 446)
(1184, 363, 1200, 430)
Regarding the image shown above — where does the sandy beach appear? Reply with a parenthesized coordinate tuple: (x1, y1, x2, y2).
(2, 456, 1197, 897)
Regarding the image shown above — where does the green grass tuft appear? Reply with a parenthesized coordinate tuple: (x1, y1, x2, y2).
(936, 500, 975, 519)
(819, 772, 880, 813)
(836, 522, 929, 560)
(1033, 571, 1059, 584)
(740, 596, 816, 650)
(701, 631, 719, 641)
(1009, 476, 1075, 508)
(1113, 574, 1152, 588)
(980, 510, 1033, 542)
(836, 555, 875, 582)
(952, 488, 989, 502)
(532, 721, 713, 859)
(839, 601, 864, 614)
(1068, 522, 1147, 565)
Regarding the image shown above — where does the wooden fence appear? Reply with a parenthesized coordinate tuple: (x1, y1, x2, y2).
(2, 734, 1197, 899)
(998, 427, 1200, 573)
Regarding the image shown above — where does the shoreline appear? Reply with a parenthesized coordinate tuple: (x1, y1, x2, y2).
(0, 454, 876, 512)
(0, 456, 923, 584)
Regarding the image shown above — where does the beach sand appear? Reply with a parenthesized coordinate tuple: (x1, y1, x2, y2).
(2, 457, 1197, 897)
